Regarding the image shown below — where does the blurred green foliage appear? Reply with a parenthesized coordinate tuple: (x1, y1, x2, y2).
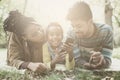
(0, 0, 120, 48)
(112, 0, 120, 27)
(0, 0, 25, 48)
(0, 0, 9, 48)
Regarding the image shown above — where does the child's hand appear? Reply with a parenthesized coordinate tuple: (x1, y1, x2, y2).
(53, 52, 65, 63)
(63, 42, 73, 53)
(51, 52, 65, 69)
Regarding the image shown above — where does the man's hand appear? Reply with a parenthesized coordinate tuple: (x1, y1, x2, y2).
(84, 51, 106, 69)
(27, 62, 48, 73)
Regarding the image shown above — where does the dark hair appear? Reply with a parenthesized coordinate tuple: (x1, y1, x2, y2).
(46, 22, 63, 38)
(3, 10, 35, 36)
(67, 2, 92, 21)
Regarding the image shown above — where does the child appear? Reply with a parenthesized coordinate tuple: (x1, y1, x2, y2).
(43, 22, 75, 71)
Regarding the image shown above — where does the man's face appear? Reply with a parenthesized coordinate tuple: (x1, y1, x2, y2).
(71, 19, 91, 38)
(25, 24, 44, 43)
(47, 26, 63, 48)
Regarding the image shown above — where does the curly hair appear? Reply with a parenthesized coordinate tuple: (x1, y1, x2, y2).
(3, 10, 35, 36)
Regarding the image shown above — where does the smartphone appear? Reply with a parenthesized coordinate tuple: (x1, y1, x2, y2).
(59, 38, 74, 53)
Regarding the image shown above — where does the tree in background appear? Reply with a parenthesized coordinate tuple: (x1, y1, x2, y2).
(111, 0, 120, 47)
(0, 0, 120, 48)
(0, 0, 9, 48)
(112, 0, 120, 27)
(0, 0, 26, 48)
(105, 0, 113, 27)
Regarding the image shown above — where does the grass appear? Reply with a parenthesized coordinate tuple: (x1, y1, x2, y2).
(0, 69, 28, 80)
(0, 48, 120, 80)
(112, 48, 120, 59)
(0, 68, 95, 80)
(1, 68, 120, 80)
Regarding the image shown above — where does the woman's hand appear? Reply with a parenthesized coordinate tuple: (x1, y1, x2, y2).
(27, 62, 48, 73)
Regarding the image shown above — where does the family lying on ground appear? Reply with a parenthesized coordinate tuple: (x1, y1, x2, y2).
(3, 2, 113, 74)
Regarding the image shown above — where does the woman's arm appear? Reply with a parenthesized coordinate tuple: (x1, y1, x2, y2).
(7, 32, 25, 69)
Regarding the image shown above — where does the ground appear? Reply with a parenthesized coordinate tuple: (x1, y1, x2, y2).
(0, 48, 120, 80)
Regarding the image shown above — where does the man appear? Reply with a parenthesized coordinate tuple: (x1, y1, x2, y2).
(67, 2, 113, 69)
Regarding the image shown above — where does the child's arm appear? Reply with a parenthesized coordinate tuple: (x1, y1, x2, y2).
(65, 53, 75, 70)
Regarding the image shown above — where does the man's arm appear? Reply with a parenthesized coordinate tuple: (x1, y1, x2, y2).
(84, 25, 113, 69)
(101, 26, 113, 68)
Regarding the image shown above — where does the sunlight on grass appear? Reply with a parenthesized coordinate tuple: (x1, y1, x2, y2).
(0, 48, 120, 80)
(0, 48, 6, 53)
(113, 48, 120, 59)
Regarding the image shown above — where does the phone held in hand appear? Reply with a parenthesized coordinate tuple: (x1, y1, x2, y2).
(59, 38, 74, 53)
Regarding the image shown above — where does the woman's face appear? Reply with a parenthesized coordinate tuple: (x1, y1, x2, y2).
(24, 24, 44, 43)
(47, 26, 63, 48)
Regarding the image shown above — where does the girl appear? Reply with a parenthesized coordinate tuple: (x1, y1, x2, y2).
(43, 22, 75, 70)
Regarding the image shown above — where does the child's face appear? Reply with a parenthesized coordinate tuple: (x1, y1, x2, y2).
(47, 26, 63, 48)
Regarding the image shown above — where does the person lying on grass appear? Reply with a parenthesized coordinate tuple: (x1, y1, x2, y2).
(3, 10, 47, 73)
(66, 2, 113, 69)
(43, 22, 75, 71)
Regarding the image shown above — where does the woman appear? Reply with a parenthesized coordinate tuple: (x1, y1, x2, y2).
(3, 10, 47, 73)
(43, 22, 75, 70)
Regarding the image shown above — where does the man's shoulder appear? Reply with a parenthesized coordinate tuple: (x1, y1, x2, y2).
(95, 23, 113, 32)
